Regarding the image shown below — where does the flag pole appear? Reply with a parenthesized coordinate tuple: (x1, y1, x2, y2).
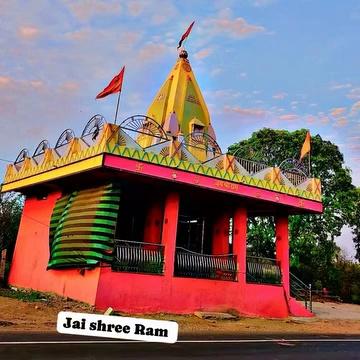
(114, 90, 121, 125)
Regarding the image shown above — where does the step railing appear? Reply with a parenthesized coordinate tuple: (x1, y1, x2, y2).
(246, 256, 282, 285)
(112, 239, 164, 274)
(290, 272, 312, 311)
(174, 247, 237, 281)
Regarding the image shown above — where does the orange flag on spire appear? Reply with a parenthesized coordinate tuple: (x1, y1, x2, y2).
(96, 66, 125, 99)
(300, 131, 311, 160)
(177, 21, 195, 49)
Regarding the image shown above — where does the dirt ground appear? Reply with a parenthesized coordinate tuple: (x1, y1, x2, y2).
(312, 301, 360, 320)
(0, 294, 359, 336)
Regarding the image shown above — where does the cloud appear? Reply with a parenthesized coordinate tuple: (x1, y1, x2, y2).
(320, 116, 330, 124)
(347, 87, 360, 100)
(0, 76, 11, 87)
(350, 100, 360, 116)
(60, 81, 80, 92)
(204, 10, 266, 39)
(64, 0, 121, 22)
(150, 2, 178, 24)
(137, 43, 170, 62)
(18, 26, 40, 39)
(127, 1, 146, 16)
(330, 83, 352, 91)
(330, 107, 346, 117)
(210, 67, 223, 76)
(250, 0, 278, 7)
(194, 48, 213, 60)
(30, 80, 44, 89)
(272, 92, 287, 100)
(334, 117, 348, 127)
(279, 114, 298, 121)
(306, 115, 317, 124)
(224, 105, 267, 118)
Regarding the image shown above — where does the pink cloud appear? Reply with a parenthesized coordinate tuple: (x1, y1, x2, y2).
(0, 76, 11, 87)
(64, 0, 121, 21)
(272, 92, 287, 100)
(60, 81, 80, 92)
(127, 1, 145, 16)
(18, 26, 40, 39)
(194, 48, 213, 60)
(350, 100, 360, 116)
(334, 117, 348, 127)
(306, 115, 317, 124)
(137, 43, 169, 62)
(224, 105, 267, 118)
(330, 107, 346, 117)
(279, 114, 298, 121)
(205, 10, 265, 39)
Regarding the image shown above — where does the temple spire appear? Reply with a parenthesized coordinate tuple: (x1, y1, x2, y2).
(146, 49, 213, 140)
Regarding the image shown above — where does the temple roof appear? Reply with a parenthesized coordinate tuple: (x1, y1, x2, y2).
(0, 51, 322, 214)
(146, 50, 215, 139)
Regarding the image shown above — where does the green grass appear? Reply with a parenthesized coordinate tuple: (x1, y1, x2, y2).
(0, 287, 47, 302)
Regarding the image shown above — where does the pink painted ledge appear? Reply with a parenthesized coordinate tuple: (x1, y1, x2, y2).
(104, 154, 323, 213)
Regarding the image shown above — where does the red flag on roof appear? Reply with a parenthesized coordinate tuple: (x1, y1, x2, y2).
(177, 21, 195, 49)
(96, 66, 125, 99)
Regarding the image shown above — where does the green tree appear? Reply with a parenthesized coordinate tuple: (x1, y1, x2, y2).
(0, 192, 23, 255)
(228, 128, 359, 288)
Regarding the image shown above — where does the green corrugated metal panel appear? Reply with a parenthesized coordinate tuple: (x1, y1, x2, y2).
(47, 183, 120, 269)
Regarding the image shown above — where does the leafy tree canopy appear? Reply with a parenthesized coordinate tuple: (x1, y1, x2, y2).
(228, 128, 359, 288)
(0, 192, 23, 254)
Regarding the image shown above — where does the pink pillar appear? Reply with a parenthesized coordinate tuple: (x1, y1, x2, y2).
(275, 216, 290, 297)
(161, 192, 180, 278)
(233, 208, 247, 284)
(212, 213, 230, 255)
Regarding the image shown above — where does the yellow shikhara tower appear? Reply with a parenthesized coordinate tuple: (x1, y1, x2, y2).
(138, 50, 216, 154)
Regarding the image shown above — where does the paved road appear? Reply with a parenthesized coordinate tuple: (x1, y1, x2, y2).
(0, 332, 359, 359)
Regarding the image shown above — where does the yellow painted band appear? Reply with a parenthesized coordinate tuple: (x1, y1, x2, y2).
(1, 155, 103, 192)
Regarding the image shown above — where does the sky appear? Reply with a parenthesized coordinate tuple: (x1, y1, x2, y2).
(0, 0, 359, 258)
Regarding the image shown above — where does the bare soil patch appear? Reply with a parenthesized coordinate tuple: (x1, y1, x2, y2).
(0, 292, 359, 336)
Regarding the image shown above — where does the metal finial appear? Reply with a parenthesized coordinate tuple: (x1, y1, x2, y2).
(179, 49, 188, 59)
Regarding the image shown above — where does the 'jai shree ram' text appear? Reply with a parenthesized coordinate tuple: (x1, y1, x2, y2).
(63, 317, 168, 337)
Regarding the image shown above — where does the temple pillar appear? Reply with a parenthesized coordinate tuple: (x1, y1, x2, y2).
(143, 200, 163, 244)
(161, 192, 180, 278)
(212, 212, 230, 255)
(275, 215, 290, 297)
(233, 207, 247, 284)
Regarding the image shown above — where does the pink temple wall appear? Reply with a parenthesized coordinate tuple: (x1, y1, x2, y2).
(8, 193, 101, 305)
(95, 269, 289, 317)
(8, 190, 311, 318)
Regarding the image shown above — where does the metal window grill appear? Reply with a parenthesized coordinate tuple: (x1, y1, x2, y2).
(174, 247, 237, 281)
(112, 239, 164, 274)
(246, 256, 282, 285)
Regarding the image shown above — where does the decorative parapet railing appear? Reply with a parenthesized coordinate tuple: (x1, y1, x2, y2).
(2, 114, 321, 202)
(246, 256, 282, 285)
(112, 239, 164, 274)
(174, 247, 237, 281)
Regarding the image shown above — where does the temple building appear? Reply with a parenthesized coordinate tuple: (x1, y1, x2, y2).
(1, 50, 322, 318)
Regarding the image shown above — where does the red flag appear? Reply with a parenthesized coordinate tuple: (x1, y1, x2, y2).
(96, 66, 125, 99)
(177, 21, 195, 49)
